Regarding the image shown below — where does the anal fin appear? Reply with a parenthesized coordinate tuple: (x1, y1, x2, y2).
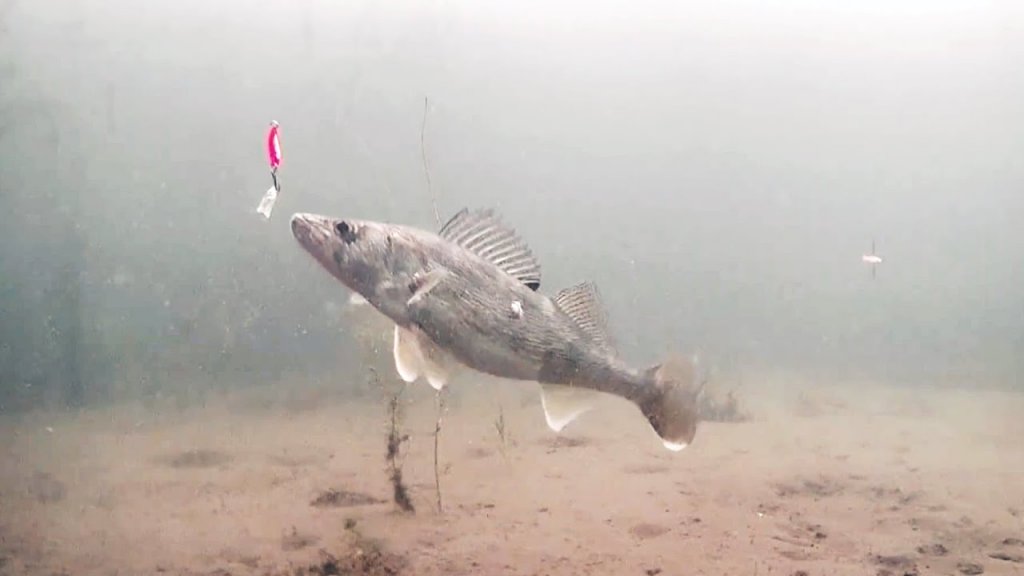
(539, 384, 600, 432)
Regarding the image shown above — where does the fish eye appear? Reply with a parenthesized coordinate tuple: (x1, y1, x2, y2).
(335, 221, 356, 243)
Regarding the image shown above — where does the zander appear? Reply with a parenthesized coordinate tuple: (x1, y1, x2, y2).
(291, 208, 702, 451)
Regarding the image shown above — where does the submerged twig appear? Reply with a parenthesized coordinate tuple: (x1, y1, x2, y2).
(432, 388, 446, 514)
(494, 402, 508, 459)
(421, 94, 445, 514)
(421, 96, 440, 227)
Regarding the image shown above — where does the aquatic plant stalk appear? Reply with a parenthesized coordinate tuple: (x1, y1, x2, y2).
(422, 94, 445, 514)
(421, 96, 440, 228)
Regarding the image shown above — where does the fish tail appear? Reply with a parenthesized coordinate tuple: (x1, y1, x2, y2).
(638, 354, 702, 452)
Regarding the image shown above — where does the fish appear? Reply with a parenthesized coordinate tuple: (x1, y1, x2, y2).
(290, 208, 702, 451)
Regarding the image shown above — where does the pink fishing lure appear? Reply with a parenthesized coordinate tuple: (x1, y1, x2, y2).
(267, 121, 282, 170)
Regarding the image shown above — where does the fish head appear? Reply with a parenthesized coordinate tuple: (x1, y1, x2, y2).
(291, 212, 423, 319)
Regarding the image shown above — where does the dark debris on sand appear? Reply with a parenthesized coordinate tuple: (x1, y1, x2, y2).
(870, 553, 919, 576)
(773, 476, 844, 499)
(163, 449, 233, 469)
(29, 471, 66, 503)
(292, 548, 406, 576)
(956, 561, 985, 575)
(988, 538, 1023, 564)
(916, 543, 948, 556)
(989, 551, 1024, 563)
(698, 389, 750, 422)
(542, 436, 593, 451)
(310, 489, 385, 509)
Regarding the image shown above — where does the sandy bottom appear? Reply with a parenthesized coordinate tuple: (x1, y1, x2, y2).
(1, 376, 1022, 576)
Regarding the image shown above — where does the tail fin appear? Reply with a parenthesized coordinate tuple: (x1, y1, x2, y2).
(638, 355, 703, 452)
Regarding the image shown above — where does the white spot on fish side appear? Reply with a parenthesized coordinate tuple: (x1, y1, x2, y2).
(510, 300, 523, 319)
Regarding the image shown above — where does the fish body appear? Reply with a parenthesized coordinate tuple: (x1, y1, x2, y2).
(290, 208, 701, 451)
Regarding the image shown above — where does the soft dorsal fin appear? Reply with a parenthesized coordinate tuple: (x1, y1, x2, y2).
(554, 281, 615, 353)
(439, 208, 541, 290)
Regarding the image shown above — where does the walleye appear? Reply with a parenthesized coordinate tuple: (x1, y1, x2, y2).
(291, 208, 701, 451)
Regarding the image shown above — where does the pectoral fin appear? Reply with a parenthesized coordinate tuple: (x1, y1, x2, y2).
(539, 384, 600, 432)
(393, 325, 422, 383)
(392, 325, 458, 390)
(407, 268, 449, 306)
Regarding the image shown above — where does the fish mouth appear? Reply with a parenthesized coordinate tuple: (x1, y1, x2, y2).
(291, 212, 346, 281)
(290, 212, 333, 245)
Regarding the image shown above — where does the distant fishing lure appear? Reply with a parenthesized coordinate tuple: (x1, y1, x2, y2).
(256, 120, 283, 219)
(862, 239, 883, 279)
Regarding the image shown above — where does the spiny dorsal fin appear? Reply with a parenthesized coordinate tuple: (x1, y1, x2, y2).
(554, 281, 615, 353)
(439, 208, 541, 291)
